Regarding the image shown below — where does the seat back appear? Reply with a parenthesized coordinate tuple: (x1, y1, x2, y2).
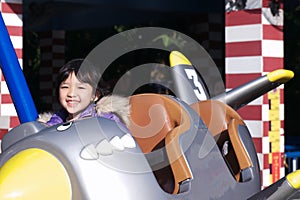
(129, 93, 192, 194)
(190, 100, 253, 182)
(129, 93, 175, 153)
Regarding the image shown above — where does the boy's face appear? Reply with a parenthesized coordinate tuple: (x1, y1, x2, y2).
(59, 72, 95, 120)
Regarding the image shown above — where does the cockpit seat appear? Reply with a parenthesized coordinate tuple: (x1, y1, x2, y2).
(190, 100, 253, 182)
(129, 93, 193, 194)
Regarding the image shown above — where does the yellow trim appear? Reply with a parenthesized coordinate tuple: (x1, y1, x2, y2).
(267, 69, 294, 83)
(286, 170, 300, 189)
(0, 148, 72, 199)
(169, 51, 192, 67)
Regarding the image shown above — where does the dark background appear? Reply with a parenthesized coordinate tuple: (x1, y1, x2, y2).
(22, 0, 300, 137)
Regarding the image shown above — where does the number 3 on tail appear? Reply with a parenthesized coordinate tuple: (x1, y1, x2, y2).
(184, 69, 207, 101)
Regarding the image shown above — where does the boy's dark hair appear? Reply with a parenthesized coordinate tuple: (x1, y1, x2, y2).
(55, 58, 108, 102)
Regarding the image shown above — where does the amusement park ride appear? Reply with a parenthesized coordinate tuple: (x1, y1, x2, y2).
(0, 13, 300, 200)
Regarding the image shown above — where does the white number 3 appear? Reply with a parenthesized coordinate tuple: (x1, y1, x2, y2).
(184, 69, 207, 101)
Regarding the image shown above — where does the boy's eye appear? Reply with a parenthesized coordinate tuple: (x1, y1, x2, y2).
(60, 85, 69, 89)
(78, 86, 86, 89)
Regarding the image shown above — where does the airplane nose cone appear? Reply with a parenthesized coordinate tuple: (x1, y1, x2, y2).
(267, 69, 294, 83)
(169, 51, 192, 67)
(0, 148, 72, 199)
(287, 169, 300, 190)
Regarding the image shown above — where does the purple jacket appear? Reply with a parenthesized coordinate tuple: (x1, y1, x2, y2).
(46, 104, 123, 126)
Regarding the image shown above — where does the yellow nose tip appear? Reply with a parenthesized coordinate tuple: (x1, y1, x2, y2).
(267, 69, 294, 83)
(0, 148, 72, 199)
(169, 51, 192, 67)
(287, 170, 300, 190)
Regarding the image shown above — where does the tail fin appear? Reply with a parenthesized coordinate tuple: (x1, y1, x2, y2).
(169, 51, 210, 104)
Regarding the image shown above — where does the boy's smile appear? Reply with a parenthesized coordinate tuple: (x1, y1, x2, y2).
(59, 72, 94, 121)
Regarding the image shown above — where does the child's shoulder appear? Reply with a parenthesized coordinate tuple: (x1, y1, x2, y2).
(37, 112, 53, 123)
(96, 95, 131, 127)
(37, 109, 67, 126)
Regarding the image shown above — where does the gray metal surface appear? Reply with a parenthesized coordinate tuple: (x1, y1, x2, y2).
(0, 97, 262, 199)
(171, 64, 210, 104)
(289, 191, 300, 200)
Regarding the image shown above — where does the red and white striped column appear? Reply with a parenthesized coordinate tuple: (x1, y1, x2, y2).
(225, 0, 284, 188)
(0, 0, 22, 142)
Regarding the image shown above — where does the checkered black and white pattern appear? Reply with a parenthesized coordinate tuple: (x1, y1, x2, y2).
(39, 30, 65, 112)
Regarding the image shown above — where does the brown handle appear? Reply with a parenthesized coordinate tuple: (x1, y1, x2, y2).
(228, 118, 252, 170)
